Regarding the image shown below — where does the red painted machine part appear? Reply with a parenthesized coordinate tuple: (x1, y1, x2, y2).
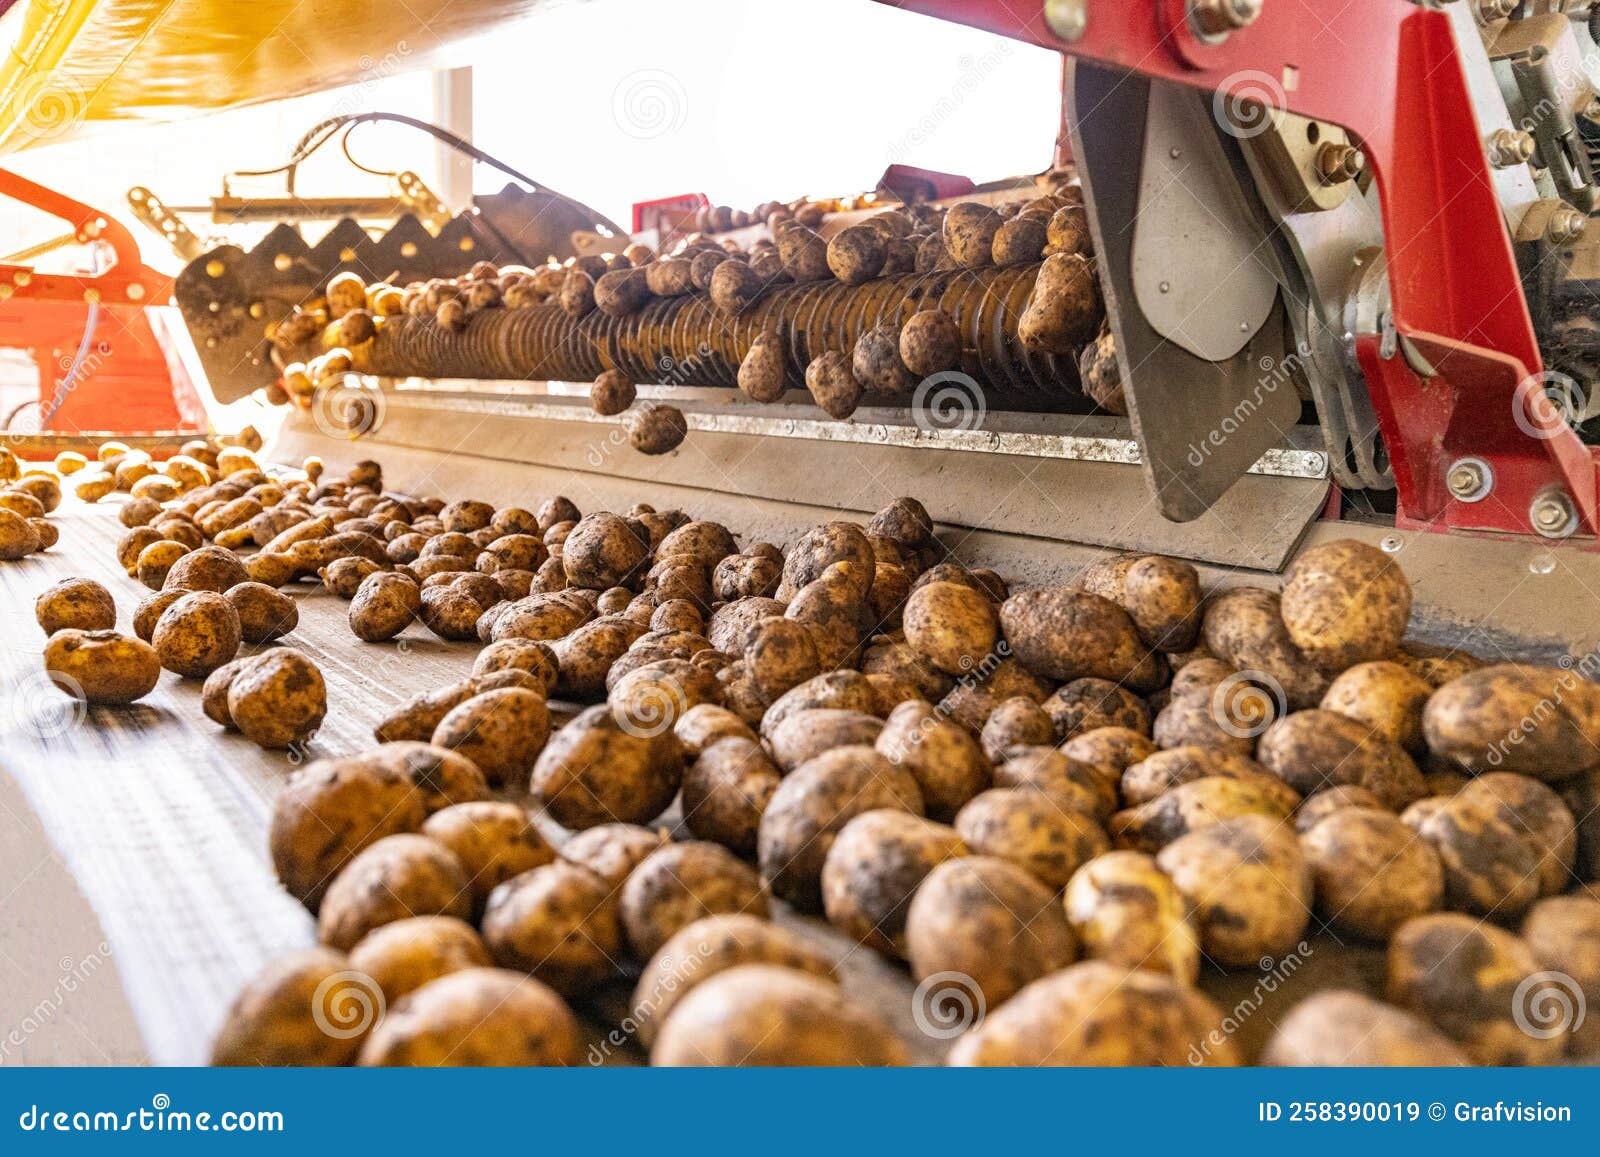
(878, 0, 1600, 543)
(0, 167, 202, 453)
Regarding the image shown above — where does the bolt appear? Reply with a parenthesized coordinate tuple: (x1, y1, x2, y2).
(1190, 0, 1262, 40)
(1486, 127, 1536, 168)
(12, 270, 30, 287)
(1477, 0, 1516, 20)
(1315, 142, 1366, 185)
(1530, 489, 1578, 538)
(1447, 458, 1489, 500)
(1546, 207, 1589, 246)
(1043, 0, 1088, 41)
(1584, 97, 1600, 123)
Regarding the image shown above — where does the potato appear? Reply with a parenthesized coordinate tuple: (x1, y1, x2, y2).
(777, 226, 831, 282)
(767, 707, 883, 772)
(1415, 772, 1575, 918)
(942, 202, 1001, 268)
(1257, 709, 1426, 810)
(1043, 677, 1150, 741)
(135, 539, 189, 589)
(225, 649, 327, 748)
(631, 914, 836, 1046)
(1301, 807, 1442, 939)
(736, 615, 815, 703)
(979, 697, 1053, 763)
(802, 351, 862, 419)
(589, 369, 636, 417)
(481, 860, 623, 994)
(1045, 204, 1092, 255)
(905, 855, 1075, 1016)
(594, 267, 652, 317)
(947, 961, 1235, 1066)
(560, 269, 594, 315)
(758, 745, 925, 911)
(163, 545, 250, 593)
(149, 591, 241, 679)
(1422, 663, 1600, 779)
(201, 657, 246, 728)
(1281, 539, 1412, 671)
(761, 668, 879, 733)
(1061, 726, 1159, 782)
(225, 581, 298, 644)
(992, 214, 1048, 265)
(211, 948, 374, 1065)
(1261, 990, 1471, 1066)
(621, 841, 769, 959)
(1151, 689, 1261, 757)
(41, 629, 160, 705)
(1080, 554, 1202, 653)
(429, 687, 549, 788)
(825, 224, 887, 284)
(876, 698, 992, 822)
(1521, 895, 1600, 1056)
(1000, 587, 1163, 691)
(937, 657, 1055, 732)
(478, 533, 548, 574)
(491, 591, 592, 643)
(709, 258, 764, 315)
(954, 787, 1108, 890)
(898, 309, 961, 377)
(530, 703, 684, 829)
(994, 748, 1115, 820)
(737, 328, 791, 402)
(1120, 746, 1285, 806)
(552, 617, 644, 698)
(1156, 815, 1311, 967)
(1200, 586, 1330, 709)
(35, 578, 115, 635)
(852, 325, 915, 395)
(903, 580, 1000, 677)
(1396, 642, 1484, 688)
(562, 513, 647, 590)
(322, 556, 384, 598)
(470, 637, 558, 692)
(560, 823, 668, 889)
(420, 801, 555, 914)
(675, 703, 757, 756)
(1111, 775, 1297, 853)
(1064, 850, 1199, 983)
(1293, 784, 1386, 832)
(247, 552, 299, 588)
(1320, 660, 1431, 752)
(73, 473, 117, 503)
(652, 964, 906, 1066)
(821, 810, 966, 957)
(1386, 912, 1564, 1065)
(682, 737, 782, 855)
(358, 967, 578, 1067)
(317, 833, 472, 951)
(347, 916, 492, 1004)
(1018, 252, 1100, 353)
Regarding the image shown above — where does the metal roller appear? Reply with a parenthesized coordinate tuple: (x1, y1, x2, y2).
(294, 264, 1097, 403)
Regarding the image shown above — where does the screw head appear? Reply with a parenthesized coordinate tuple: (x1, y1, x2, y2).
(1530, 490, 1578, 538)
(1487, 128, 1536, 169)
(1547, 207, 1589, 246)
(1043, 0, 1088, 41)
(1190, 0, 1262, 40)
(1447, 457, 1493, 502)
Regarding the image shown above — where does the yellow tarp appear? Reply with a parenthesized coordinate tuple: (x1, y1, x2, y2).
(0, 0, 541, 153)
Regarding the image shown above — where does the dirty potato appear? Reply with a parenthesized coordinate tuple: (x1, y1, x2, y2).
(681, 737, 782, 856)
(421, 802, 556, 910)
(1000, 587, 1164, 692)
(1110, 775, 1297, 853)
(42, 629, 160, 705)
(621, 841, 769, 959)
(317, 834, 473, 952)
(1261, 990, 1471, 1066)
(1257, 709, 1426, 810)
(821, 810, 966, 957)
(1201, 587, 1330, 709)
(559, 823, 668, 889)
(430, 687, 550, 787)
(876, 698, 993, 822)
(1280, 540, 1412, 671)
(530, 703, 684, 829)
(1422, 663, 1600, 779)
(481, 861, 624, 994)
(1018, 252, 1100, 354)
(211, 948, 373, 1065)
(903, 580, 1000, 676)
(227, 648, 327, 748)
(1301, 807, 1443, 939)
(1156, 814, 1312, 967)
(150, 591, 242, 678)
(1064, 850, 1199, 983)
(954, 787, 1108, 890)
(358, 968, 578, 1067)
(898, 309, 962, 377)
(652, 964, 907, 1067)
(347, 916, 492, 1004)
(226, 581, 299, 643)
(1521, 895, 1600, 1056)
(1320, 660, 1432, 752)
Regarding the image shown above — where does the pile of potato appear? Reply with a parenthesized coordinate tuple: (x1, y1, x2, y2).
(0, 445, 63, 560)
(32, 434, 327, 749)
(180, 459, 1600, 1067)
(261, 187, 1104, 456)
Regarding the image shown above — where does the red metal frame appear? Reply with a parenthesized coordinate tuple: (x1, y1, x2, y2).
(879, 0, 1600, 542)
(0, 168, 203, 451)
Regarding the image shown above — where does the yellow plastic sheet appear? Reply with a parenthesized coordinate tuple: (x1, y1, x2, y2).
(0, 0, 542, 153)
